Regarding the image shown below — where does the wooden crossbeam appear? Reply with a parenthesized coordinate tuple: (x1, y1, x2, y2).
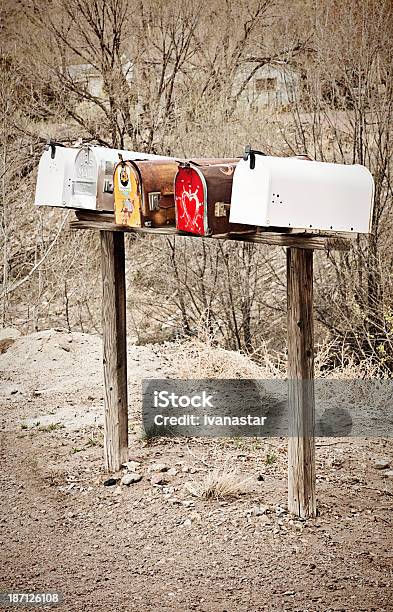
(69, 211, 352, 251)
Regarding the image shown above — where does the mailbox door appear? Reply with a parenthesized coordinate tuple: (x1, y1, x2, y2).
(175, 166, 207, 235)
(95, 148, 146, 212)
(229, 156, 270, 226)
(114, 162, 142, 227)
(72, 148, 98, 209)
(35, 147, 77, 207)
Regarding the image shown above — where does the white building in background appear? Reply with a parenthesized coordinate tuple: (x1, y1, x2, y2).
(236, 63, 299, 108)
(65, 58, 298, 109)
(67, 57, 133, 98)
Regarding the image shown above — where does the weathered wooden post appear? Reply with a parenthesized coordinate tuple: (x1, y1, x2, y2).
(100, 231, 129, 472)
(287, 247, 316, 518)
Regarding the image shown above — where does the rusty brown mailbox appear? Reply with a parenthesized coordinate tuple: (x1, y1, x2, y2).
(175, 161, 254, 236)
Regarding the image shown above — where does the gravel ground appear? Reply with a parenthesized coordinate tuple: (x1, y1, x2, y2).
(0, 329, 392, 612)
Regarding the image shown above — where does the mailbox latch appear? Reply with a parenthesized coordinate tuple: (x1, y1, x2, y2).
(243, 144, 266, 170)
(215, 202, 228, 217)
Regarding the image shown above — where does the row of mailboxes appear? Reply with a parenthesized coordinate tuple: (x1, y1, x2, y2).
(35, 144, 375, 234)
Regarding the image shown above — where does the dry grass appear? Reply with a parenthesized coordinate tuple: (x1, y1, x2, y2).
(186, 466, 250, 500)
(167, 331, 386, 380)
(166, 329, 284, 380)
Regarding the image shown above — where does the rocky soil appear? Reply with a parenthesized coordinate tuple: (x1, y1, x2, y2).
(0, 328, 392, 611)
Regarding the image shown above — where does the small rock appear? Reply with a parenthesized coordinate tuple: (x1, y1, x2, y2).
(256, 474, 265, 482)
(182, 518, 192, 527)
(167, 467, 178, 477)
(276, 504, 288, 516)
(121, 473, 142, 485)
(374, 458, 390, 470)
(253, 505, 268, 516)
(184, 482, 199, 497)
(151, 473, 169, 486)
(123, 461, 141, 472)
(189, 511, 202, 523)
(382, 470, 393, 479)
(148, 463, 168, 473)
(103, 478, 118, 487)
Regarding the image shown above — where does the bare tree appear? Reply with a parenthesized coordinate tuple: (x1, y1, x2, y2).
(21, 0, 135, 148)
(284, 0, 393, 370)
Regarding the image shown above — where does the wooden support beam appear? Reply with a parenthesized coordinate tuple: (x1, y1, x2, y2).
(69, 212, 352, 252)
(287, 247, 316, 518)
(100, 231, 129, 472)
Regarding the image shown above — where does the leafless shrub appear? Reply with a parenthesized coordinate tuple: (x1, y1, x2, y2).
(186, 466, 250, 500)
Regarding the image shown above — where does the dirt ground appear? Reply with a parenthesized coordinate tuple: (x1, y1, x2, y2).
(1, 329, 392, 612)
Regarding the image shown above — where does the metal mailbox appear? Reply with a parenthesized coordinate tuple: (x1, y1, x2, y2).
(229, 152, 375, 233)
(175, 160, 252, 236)
(34, 144, 78, 208)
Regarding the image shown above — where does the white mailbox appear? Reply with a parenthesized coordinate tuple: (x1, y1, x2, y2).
(229, 153, 375, 233)
(34, 144, 78, 208)
(35, 144, 171, 211)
